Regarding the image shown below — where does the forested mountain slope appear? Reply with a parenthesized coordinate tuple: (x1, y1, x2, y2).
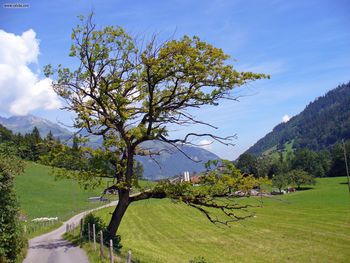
(246, 82, 350, 155)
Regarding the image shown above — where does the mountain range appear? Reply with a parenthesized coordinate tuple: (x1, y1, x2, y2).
(246, 82, 350, 156)
(4, 82, 348, 178)
(0, 115, 72, 140)
(0, 115, 219, 180)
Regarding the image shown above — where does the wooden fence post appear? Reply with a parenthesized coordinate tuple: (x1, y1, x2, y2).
(127, 250, 132, 263)
(109, 239, 113, 263)
(88, 223, 91, 242)
(93, 224, 96, 251)
(100, 230, 104, 260)
(80, 218, 83, 238)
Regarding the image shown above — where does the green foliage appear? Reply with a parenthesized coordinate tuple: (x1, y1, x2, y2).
(286, 169, 316, 189)
(328, 140, 350, 177)
(292, 149, 327, 177)
(255, 155, 274, 178)
(39, 142, 105, 189)
(0, 124, 13, 143)
(83, 213, 105, 239)
(72, 135, 79, 151)
(0, 146, 26, 263)
(132, 161, 144, 188)
(157, 159, 268, 199)
(151, 160, 270, 225)
(45, 12, 267, 173)
(43, 13, 268, 235)
(83, 213, 122, 252)
(39, 140, 146, 190)
(242, 144, 343, 179)
(235, 153, 258, 176)
(272, 173, 289, 192)
(0, 123, 60, 162)
(264, 152, 292, 178)
(189, 256, 212, 263)
(30, 127, 42, 161)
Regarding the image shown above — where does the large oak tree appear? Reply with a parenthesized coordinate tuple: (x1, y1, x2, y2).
(45, 14, 268, 236)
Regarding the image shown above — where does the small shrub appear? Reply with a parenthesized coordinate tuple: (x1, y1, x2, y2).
(82, 213, 105, 240)
(82, 213, 122, 252)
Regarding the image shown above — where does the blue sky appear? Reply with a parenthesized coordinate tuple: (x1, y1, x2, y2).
(1, 0, 349, 159)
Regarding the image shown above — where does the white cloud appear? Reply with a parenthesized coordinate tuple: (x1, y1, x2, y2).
(198, 139, 213, 150)
(238, 61, 286, 75)
(0, 29, 61, 116)
(282, 114, 291, 123)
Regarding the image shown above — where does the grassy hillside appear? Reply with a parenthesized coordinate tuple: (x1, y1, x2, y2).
(92, 177, 350, 263)
(14, 162, 116, 236)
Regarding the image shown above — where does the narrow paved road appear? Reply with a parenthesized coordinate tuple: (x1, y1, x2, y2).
(23, 201, 117, 263)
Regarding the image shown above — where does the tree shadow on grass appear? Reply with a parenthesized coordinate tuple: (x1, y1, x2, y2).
(296, 187, 314, 191)
(339, 182, 349, 185)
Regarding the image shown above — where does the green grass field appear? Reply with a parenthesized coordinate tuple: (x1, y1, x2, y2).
(14, 162, 154, 237)
(92, 177, 350, 263)
(14, 162, 116, 236)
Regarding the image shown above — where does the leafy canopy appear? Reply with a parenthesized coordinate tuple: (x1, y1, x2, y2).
(44, 14, 269, 233)
(44, 14, 268, 161)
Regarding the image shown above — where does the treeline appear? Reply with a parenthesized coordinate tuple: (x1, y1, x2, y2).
(0, 124, 64, 162)
(0, 124, 144, 187)
(236, 141, 350, 179)
(236, 142, 349, 190)
(247, 82, 350, 155)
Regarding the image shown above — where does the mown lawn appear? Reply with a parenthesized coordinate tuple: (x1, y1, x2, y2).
(94, 177, 350, 263)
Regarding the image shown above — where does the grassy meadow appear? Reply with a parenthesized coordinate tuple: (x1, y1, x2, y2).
(92, 177, 350, 263)
(14, 161, 154, 237)
(14, 162, 116, 236)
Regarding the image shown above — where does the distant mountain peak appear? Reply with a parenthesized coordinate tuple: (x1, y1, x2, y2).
(0, 114, 72, 139)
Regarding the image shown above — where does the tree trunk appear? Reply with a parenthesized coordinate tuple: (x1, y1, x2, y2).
(107, 149, 134, 236)
(107, 189, 130, 236)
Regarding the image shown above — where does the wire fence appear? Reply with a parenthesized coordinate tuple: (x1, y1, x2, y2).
(22, 199, 113, 238)
(66, 218, 133, 263)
